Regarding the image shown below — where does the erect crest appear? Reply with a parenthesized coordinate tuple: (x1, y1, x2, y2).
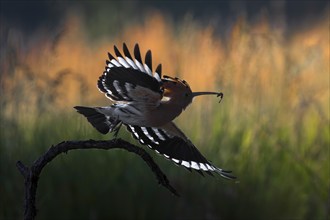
(162, 75, 191, 89)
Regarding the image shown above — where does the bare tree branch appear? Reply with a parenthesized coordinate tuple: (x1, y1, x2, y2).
(16, 138, 179, 220)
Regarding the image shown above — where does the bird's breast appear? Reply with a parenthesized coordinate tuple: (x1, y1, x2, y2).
(143, 103, 183, 127)
(111, 102, 183, 127)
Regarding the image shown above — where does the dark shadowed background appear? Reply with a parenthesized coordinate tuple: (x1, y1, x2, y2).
(1, 1, 329, 219)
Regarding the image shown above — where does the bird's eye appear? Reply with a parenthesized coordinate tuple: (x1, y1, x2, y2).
(185, 93, 189, 97)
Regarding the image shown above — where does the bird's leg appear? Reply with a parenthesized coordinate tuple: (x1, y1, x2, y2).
(112, 121, 123, 137)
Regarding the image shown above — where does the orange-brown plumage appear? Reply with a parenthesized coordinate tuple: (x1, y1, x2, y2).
(74, 43, 234, 179)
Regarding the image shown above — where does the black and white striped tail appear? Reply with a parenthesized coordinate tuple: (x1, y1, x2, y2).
(74, 106, 121, 134)
(126, 124, 236, 179)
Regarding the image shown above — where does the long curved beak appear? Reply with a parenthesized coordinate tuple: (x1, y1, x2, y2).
(192, 92, 224, 103)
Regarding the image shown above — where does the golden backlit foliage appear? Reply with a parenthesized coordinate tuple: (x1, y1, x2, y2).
(1, 12, 329, 123)
(1, 12, 329, 219)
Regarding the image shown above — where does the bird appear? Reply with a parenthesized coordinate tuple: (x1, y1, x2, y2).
(74, 43, 235, 179)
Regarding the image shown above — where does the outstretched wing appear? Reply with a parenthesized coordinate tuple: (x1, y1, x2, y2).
(125, 122, 235, 179)
(98, 43, 164, 109)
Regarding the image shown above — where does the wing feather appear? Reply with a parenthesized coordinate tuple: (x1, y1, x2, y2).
(114, 45, 130, 68)
(125, 122, 235, 179)
(97, 44, 163, 109)
(154, 64, 162, 81)
(134, 44, 146, 72)
(144, 50, 153, 76)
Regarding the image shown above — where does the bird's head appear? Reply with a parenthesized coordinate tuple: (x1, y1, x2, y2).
(161, 76, 223, 110)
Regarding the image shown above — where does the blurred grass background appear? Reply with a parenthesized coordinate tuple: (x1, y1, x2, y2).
(1, 1, 329, 220)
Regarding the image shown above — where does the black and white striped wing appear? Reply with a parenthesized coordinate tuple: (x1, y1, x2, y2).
(98, 43, 163, 109)
(125, 122, 235, 179)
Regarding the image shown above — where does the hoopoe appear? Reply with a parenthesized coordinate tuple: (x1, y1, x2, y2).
(74, 43, 235, 179)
